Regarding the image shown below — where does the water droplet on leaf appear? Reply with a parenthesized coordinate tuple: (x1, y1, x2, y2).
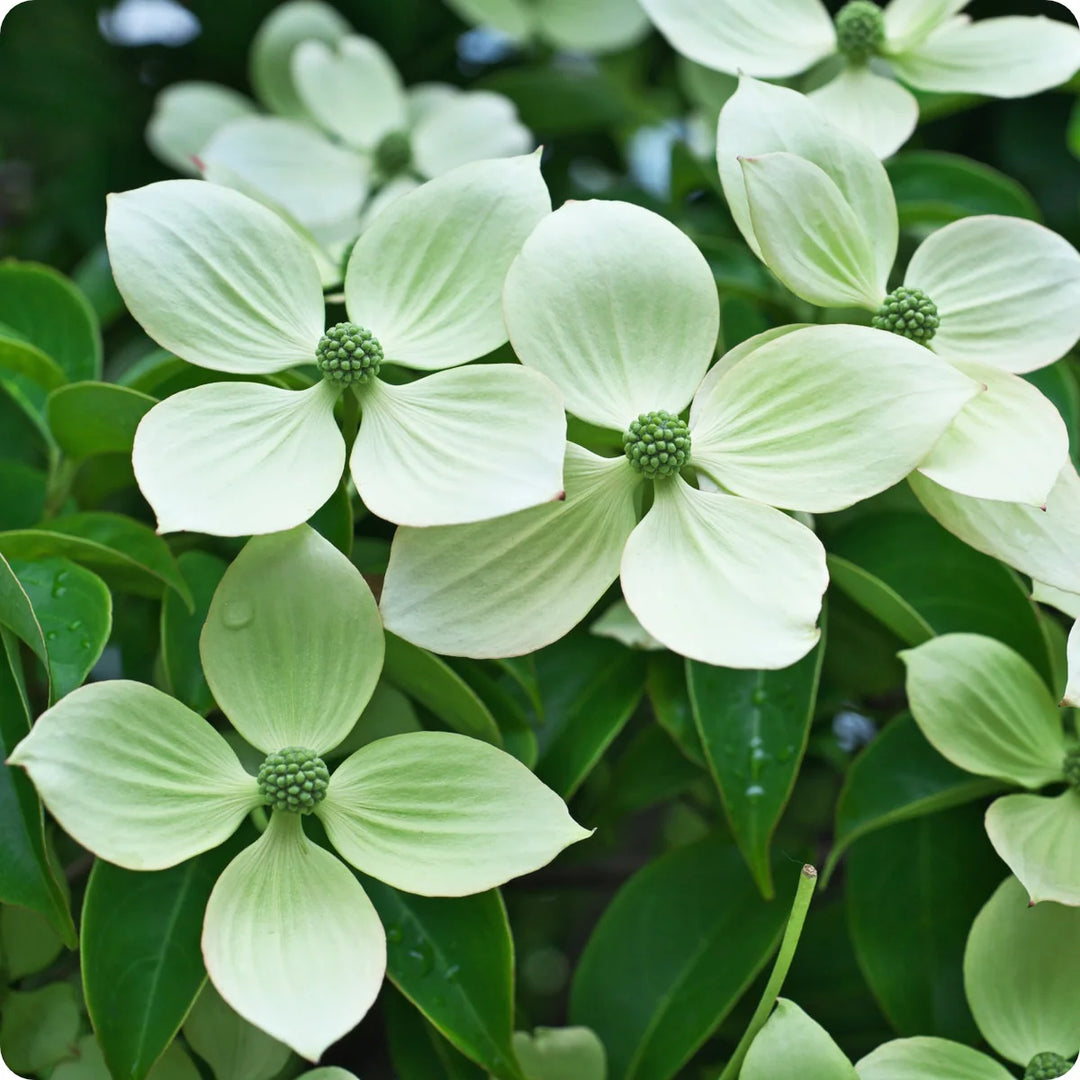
(222, 600, 254, 629)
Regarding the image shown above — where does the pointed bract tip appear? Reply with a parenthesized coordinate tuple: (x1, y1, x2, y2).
(190, 154, 206, 173)
(553, 490, 566, 502)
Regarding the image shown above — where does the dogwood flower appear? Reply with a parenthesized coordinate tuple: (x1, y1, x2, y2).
(903, 632, 1080, 906)
(379, 199, 978, 668)
(638, 0, 1080, 157)
(717, 77, 1080, 508)
(105, 155, 567, 537)
(442, 0, 650, 53)
(8, 527, 589, 1060)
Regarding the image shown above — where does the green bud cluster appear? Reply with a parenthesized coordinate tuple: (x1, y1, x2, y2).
(376, 131, 412, 176)
(835, 0, 885, 62)
(623, 411, 691, 479)
(872, 287, 940, 344)
(257, 747, 329, 814)
(1063, 747, 1080, 789)
(315, 323, 383, 386)
(1025, 1052, 1074, 1080)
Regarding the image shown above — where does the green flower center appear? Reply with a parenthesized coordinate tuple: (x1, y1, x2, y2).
(835, 0, 885, 63)
(257, 747, 329, 814)
(623, 411, 691, 479)
(315, 322, 383, 386)
(871, 287, 940, 344)
(375, 130, 412, 176)
(1063, 747, 1080, 789)
(1025, 1052, 1074, 1080)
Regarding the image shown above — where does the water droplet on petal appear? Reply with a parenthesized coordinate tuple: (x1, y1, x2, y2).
(222, 599, 254, 630)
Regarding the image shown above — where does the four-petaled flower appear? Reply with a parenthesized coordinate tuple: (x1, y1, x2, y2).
(106, 154, 568, 538)
(8, 526, 589, 1060)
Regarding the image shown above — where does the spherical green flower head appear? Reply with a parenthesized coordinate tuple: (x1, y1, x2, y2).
(257, 747, 330, 814)
(376, 130, 412, 177)
(1025, 1052, 1074, 1080)
(872, 287, 940, 345)
(315, 322, 383, 386)
(623, 410, 691, 479)
(835, 0, 885, 63)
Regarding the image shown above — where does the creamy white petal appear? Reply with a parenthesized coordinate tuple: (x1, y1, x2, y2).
(1033, 581, 1080, 621)
(1065, 619, 1080, 708)
(202, 117, 370, 229)
(411, 91, 532, 178)
(318, 731, 591, 895)
(906, 215, 1080, 373)
(442, 0, 534, 41)
(380, 446, 641, 657)
(717, 76, 897, 288)
(407, 82, 460, 126)
(809, 67, 919, 159)
(132, 381, 344, 537)
(917, 362, 1069, 505)
(147, 82, 257, 175)
(202, 813, 386, 1062)
(351, 365, 565, 527)
(105, 180, 325, 374)
(535, 0, 651, 52)
(636, 0, 835, 77)
(621, 479, 827, 668)
(910, 465, 1080, 595)
(503, 199, 718, 429)
(890, 16, 1080, 97)
(690, 323, 979, 513)
(8, 681, 257, 871)
(856, 1037, 1012, 1080)
(882, 0, 970, 52)
(291, 36, 408, 150)
(345, 154, 550, 371)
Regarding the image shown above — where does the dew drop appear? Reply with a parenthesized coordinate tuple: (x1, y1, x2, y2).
(68, 620, 82, 631)
(751, 688, 767, 706)
(222, 600, 254, 630)
(444, 964, 460, 980)
(45, 630, 57, 641)
(746, 784, 765, 798)
(385, 925, 403, 944)
(406, 941, 434, 975)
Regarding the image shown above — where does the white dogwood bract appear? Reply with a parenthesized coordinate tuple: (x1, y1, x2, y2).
(443, 0, 651, 52)
(639, 0, 1080, 157)
(380, 199, 978, 668)
(105, 156, 567, 536)
(718, 78, 1080, 506)
(8, 527, 589, 1060)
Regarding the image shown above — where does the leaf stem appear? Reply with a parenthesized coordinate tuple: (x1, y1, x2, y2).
(42, 456, 78, 519)
(717, 864, 818, 1080)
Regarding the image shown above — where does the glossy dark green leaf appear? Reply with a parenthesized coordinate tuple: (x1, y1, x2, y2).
(383, 987, 486, 1080)
(0, 629, 75, 946)
(570, 836, 796, 1080)
(0, 983, 81, 1073)
(687, 635, 824, 899)
(846, 802, 1002, 1042)
(646, 652, 706, 766)
(828, 512, 1052, 686)
(0, 336, 67, 390)
(160, 551, 227, 715)
(8, 556, 110, 701)
(1026, 360, 1080, 467)
(0, 261, 101, 381)
(46, 381, 155, 459)
(479, 66, 626, 134)
(362, 876, 522, 1080)
(0, 512, 192, 607)
(308, 478, 354, 557)
(382, 632, 501, 747)
(534, 634, 646, 798)
(450, 659, 538, 768)
(886, 151, 1039, 230)
(82, 831, 251, 1080)
(601, 725, 704, 823)
(0, 461, 47, 530)
(824, 714, 1005, 882)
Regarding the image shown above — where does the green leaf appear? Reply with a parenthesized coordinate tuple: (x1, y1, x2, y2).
(0, 336, 67, 390)
(0, 983, 81, 1074)
(0, 461, 47, 530)
(307, 477, 354, 557)
(886, 151, 1039, 231)
(824, 714, 1005, 882)
(478, 66, 627, 135)
(0, 260, 102, 381)
(383, 987, 486, 1080)
(46, 382, 156, 459)
(570, 836, 797, 1080)
(382, 633, 502, 747)
(0, 512, 193, 607)
(1026, 359, 1080, 468)
(160, 550, 227, 715)
(362, 877, 523, 1080)
(0, 629, 75, 945)
(687, 634, 825, 899)
(82, 832, 251, 1080)
(646, 653, 706, 766)
(828, 512, 1053, 687)
(183, 982, 292, 1080)
(0, 902, 66, 978)
(8, 556, 111, 700)
(534, 634, 646, 798)
(846, 803, 1004, 1042)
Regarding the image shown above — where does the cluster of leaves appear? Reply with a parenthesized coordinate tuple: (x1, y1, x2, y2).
(4, 1, 1080, 1079)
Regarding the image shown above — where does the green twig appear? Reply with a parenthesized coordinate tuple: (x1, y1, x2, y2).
(718, 864, 818, 1080)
